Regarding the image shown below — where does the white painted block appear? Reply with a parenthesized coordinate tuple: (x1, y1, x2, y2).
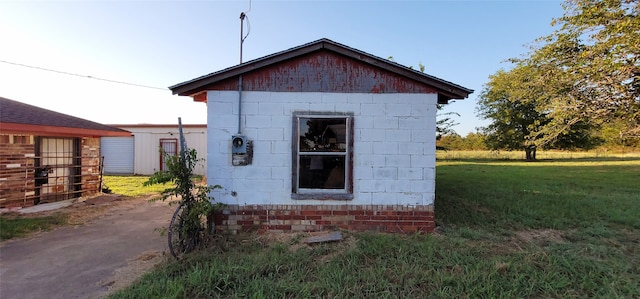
(387, 104, 412, 117)
(354, 166, 374, 180)
(373, 142, 398, 155)
(361, 103, 385, 116)
(356, 154, 385, 167)
(374, 167, 398, 180)
(257, 128, 284, 141)
(410, 155, 430, 167)
(348, 94, 373, 104)
(209, 102, 233, 114)
(246, 115, 272, 128)
(372, 192, 397, 205)
(24, 153, 35, 158)
(271, 166, 290, 180)
(354, 141, 373, 155)
(259, 103, 285, 115)
(386, 130, 411, 142)
(373, 117, 398, 129)
(398, 168, 423, 180)
(337, 104, 360, 115)
(399, 117, 426, 130)
(322, 93, 348, 103)
(309, 103, 335, 112)
(355, 117, 374, 130)
(6, 164, 21, 168)
(411, 130, 434, 142)
(25, 191, 35, 196)
(397, 193, 424, 205)
(354, 192, 372, 204)
(385, 155, 410, 167)
(359, 129, 385, 142)
(386, 179, 411, 192)
(256, 153, 287, 167)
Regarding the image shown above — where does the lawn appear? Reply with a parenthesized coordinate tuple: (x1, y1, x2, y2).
(102, 175, 172, 197)
(108, 155, 639, 298)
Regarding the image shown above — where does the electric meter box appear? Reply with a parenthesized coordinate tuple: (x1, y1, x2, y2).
(231, 135, 247, 154)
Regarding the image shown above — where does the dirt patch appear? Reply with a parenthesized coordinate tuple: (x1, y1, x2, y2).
(515, 229, 565, 245)
(253, 231, 357, 264)
(100, 250, 168, 296)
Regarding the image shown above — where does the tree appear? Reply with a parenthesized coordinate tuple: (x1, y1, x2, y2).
(477, 65, 547, 160)
(478, 0, 636, 158)
(521, 0, 640, 143)
(477, 63, 600, 160)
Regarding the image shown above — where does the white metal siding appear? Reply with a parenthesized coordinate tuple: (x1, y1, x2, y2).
(100, 137, 134, 174)
(114, 127, 207, 175)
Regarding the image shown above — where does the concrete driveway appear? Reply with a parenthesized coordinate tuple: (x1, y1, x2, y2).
(0, 196, 174, 299)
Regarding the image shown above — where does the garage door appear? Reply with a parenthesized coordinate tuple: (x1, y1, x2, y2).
(100, 137, 134, 174)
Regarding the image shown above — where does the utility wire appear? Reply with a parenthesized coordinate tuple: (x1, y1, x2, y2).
(0, 59, 167, 91)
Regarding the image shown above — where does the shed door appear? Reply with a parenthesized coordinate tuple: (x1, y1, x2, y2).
(160, 138, 178, 171)
(101, 137, 134, 174)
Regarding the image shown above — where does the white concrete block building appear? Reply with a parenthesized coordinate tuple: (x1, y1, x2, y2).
(170, 39, 472, 233)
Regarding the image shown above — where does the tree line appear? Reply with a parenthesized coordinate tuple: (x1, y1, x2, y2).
(474, 0, 639, 160)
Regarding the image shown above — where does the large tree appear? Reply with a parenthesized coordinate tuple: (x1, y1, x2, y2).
(525, 0, 640, 142)
(478, 0, 638, 158)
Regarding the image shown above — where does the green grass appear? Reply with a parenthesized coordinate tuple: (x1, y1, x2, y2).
(102, 176, 173, 197)
(0, 215, 67, 240)
(109, 157, 640, 298)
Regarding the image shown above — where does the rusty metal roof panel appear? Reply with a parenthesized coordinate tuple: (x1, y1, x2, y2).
(169, 38, 473, 101)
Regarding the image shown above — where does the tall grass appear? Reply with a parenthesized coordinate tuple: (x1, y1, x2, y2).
(109, 157, 640, 298)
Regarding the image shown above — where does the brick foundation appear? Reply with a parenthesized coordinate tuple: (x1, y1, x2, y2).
(214, 204, 435, 234)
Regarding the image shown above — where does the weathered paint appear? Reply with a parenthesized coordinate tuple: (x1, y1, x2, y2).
(202, 51, 439, 95)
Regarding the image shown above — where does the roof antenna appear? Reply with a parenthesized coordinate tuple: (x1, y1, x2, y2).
(239, 0, 251, 63)
(237, 0, 251, 135)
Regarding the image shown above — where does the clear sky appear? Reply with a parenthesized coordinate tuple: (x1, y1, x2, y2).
(0, 0, 563, 135)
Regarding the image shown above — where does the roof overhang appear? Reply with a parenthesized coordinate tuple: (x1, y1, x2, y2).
(169, 39, 473, 103)
(0, 122, 132, 137)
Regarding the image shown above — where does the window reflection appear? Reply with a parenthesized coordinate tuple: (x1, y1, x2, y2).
(299, 118, 347, 152)
(299, 156, 345, 189)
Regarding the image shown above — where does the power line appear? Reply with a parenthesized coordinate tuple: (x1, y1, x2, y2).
(0, 59, 167, 91)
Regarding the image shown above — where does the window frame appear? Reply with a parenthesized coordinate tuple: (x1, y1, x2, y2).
(291, 112, 354, 200)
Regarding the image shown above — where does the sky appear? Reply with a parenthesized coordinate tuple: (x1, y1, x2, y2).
(0, 0, 564, 135)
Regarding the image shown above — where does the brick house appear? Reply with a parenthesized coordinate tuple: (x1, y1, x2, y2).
(170, 39, 472, 234)
(0, 97, 131, 208)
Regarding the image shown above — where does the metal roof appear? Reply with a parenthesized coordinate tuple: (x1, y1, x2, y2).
(169, 38, 473, 102)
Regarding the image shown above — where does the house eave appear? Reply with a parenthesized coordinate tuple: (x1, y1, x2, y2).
(0, 122, 132, 137)
(169, 39, 473, 100)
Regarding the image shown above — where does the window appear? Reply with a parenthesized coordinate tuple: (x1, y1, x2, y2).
(292, 113, 353, 199)
(159, 138, 178, 171)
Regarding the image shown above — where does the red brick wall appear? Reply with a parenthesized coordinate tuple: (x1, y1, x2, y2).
(80, 137, 101, 196)
(214, 204, 435, 234)
(0, 135, 36, 208)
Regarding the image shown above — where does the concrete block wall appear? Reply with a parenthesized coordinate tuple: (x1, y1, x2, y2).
(207, 91, 438, 233)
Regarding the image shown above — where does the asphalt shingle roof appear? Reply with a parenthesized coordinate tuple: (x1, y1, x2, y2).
(0, 97, 129, 135)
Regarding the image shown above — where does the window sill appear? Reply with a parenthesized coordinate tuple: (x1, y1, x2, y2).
(291, 193, 354, 201)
